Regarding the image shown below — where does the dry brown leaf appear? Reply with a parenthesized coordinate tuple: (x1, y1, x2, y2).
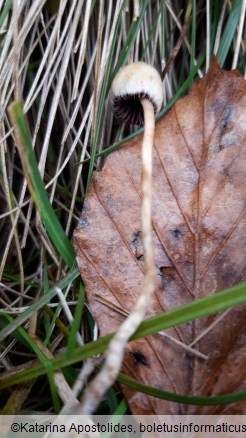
(73, 57, 246, 414)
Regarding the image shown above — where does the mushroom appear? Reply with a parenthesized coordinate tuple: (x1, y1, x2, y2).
(110, 61, 163, 126)
(80, 62, 163, 415)
(109, 61, 163, 325)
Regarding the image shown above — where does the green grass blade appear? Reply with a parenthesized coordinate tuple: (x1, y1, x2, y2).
(43, 266, 52, 344)
(1, 281, 245, 389)
(102, 398, 129, 438)
(0, 333, 112, 388)
(47, 370, 61, 413)
(160, 0, 166, 63)
(135, 281, 246, 339)
(210, 0, 220, 54)
(8, 101, 75, 268)
(106, 387, 119, 414)
(0, 314, 60, 411)
(0, 0, 12, 31)
(66, 282, 85, 357)
(0, 265, 80, 343)
(113, 398, 128, 415)
(118, 373, 246, 405)
(217, 0, 242, 66)
(111, 0, 149, 81)
(44, 305, 72, 344)
(140, 7, 162, 61)
(190, 0, 196, 73)
(44, 300, 63, 347)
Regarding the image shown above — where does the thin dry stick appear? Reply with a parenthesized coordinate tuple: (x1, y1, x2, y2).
(161, 0, 192, 80)
(189, 309, 231, 347)
(80, 99, 156, 415)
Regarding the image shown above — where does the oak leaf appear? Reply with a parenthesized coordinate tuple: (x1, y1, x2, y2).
(73, 58, 246, 414)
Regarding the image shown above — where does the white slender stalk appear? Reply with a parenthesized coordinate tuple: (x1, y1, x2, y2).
(80, 99, 156, 415)
(141, 98, 156, 292)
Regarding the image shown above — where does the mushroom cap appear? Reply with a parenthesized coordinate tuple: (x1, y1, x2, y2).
(110, 62, 163, 126)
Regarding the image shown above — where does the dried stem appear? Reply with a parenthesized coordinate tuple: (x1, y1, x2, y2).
(79, 98, 156, 414)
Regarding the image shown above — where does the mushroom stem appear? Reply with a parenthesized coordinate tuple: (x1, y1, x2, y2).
(80, 100, 156, 416)
(140, 97, 156, 299)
